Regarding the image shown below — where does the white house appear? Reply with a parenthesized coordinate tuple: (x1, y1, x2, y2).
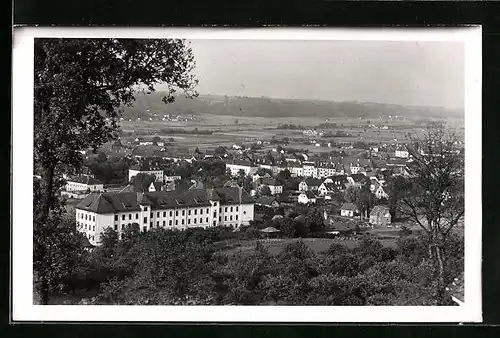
(226, 159, 259, 177)
(287, 163, 304, 177)
(340, 203, 359, 217)
(375, 185, 389, 199)
(75, 187, 255, 246)
(323, 175, 349, 191)
(395, 147, 409, 158)
(316, 164, 336, 179)
(65, 175, 104, 192)
(298, 191, 317, 205)
(318, 182, 338, 196)
(298, 178, 323, 192)
(302, 162, 317, 178)
(260, 177, 283, 195)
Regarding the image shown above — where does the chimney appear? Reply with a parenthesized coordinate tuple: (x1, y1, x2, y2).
(238, 186, 243, 204)
(137, 192, 144, 205)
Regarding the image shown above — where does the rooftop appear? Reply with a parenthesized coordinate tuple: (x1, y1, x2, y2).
(76, 187, 253, 214)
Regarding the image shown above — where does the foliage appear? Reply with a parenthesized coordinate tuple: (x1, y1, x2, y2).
(34, 38, 198, 304)
(398, 124, 465, 303)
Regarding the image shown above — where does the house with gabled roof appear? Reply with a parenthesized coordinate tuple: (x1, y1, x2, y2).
(340, 202, 360, 217)
(298, 191, 317, 205)
(65, 175, 104, 193)
(323, 175, 349, 191)
(347, 173, 368, 186)
(318, 182, 339, 196)
(298, 178, 323, 192)
(259, 177, 283, 195)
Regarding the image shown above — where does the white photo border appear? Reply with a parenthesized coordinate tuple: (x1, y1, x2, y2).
(12, 26, 482, 323)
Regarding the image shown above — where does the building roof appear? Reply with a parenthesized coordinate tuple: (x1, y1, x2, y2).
(326, 175, 349, 184)
(341, 203, 359, 212)
(255, 196, 277, 206)
(227, 159, 256, 167)
(261, 177, 281, 186)
(129, 159, 162, 171)
(302, 178, 323, 186)
(67, 175, 101, 185)
(350, 173, 368, 183)
(322, 183, 338, 191)
(76, 187, 253, 214)
(149, 181, 163, 191)
(303, 191, 316, 199)
(214, 187, 254, 204)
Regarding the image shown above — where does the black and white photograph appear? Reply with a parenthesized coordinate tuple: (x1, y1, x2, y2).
(12, 27, 482, 322)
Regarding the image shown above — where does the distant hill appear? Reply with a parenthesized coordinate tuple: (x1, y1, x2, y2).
(121, 91, 463, 119)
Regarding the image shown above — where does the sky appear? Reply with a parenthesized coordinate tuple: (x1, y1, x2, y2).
(184, 39, 464, 109)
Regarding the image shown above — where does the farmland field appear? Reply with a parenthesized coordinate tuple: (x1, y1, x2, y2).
(115, 113, 464, 153)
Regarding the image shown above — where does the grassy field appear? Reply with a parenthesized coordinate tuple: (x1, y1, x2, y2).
(220, 237, 398, 256)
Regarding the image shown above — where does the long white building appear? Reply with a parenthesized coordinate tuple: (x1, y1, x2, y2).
(75, 187, 255, 246)
(226, 159, 259, 176)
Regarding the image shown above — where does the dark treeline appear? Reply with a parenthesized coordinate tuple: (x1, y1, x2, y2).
(53, 225, 463, 306)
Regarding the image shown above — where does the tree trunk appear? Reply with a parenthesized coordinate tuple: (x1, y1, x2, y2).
(38, 165, 55, 305)
(40, 165, 55, 223)
(40, 278, 50, 305)
(435, 245, 446, 305)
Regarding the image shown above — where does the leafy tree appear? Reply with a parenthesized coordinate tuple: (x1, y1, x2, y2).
(305, 208, 325, 234)
(33, 217, 88, 304)
(34, 38, 198, 304)
(276, 169, 291, 184)
(398, 124, 464, 303)
(385, 175, 406, 220)
(259, 185, 272, 196)
(152, 136, 161, 144)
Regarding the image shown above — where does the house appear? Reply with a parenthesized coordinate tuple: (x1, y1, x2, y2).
(347, 173, 368, 186)
(260, 177, 283, 195)
(374, 185, 389, 199)
(65, 175, 104, 193)
(298, 191, 317, 204)
(369, 205, 392, 226)
(395, 146, 409, 158)
(316, 163, 337, 179)
(302, 162, 317, 178)
(340, 203, 359, 217)
(323, 175, 349, 191)
(75, 187, 255, 246)
(318, 182, 338, 196)
(287, 162, 304, 177)
(298, 178, 323, 192)
(128, 161, 164, 183)
(226, 159, 259, 176)
(255, 196, 279, 208)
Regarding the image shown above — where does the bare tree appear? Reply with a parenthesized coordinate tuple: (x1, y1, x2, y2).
(398, 123, 464, 303)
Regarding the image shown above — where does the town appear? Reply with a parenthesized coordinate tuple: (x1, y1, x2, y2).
(32, 37, 466, 308)
(60, 121, 464, 247)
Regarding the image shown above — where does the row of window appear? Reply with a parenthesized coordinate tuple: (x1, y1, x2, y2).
(220, 206, 239, 213)
(220, 215, 238, 222)
(113, 216, 213, 231)
(77, 222, 95, 232)
(77, 213, 95, 222)
(114, 207, 216, 222)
